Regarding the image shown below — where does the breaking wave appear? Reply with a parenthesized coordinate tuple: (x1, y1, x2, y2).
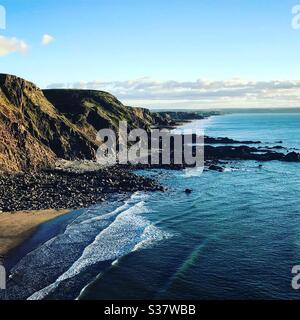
(3, 192, 171, 300)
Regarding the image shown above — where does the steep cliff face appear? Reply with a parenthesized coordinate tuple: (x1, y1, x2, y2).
(43, 89, 154, 141)
(0, 75, 97, 172)
(0, 75, 157, 172)
(0, 74, 196, 172)
(0, 75, 55, 171)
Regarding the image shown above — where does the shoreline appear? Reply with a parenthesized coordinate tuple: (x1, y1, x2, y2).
(0, 209, 71, 257)
(2, 192, 130, 271)
(2, 115, 300, 300)
(2, 116, 300, 265)
(0, 166, 162, 213)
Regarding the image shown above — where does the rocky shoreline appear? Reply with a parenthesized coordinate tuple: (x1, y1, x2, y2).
(1, 133, 300, 213)
(0, 167, 162, 213)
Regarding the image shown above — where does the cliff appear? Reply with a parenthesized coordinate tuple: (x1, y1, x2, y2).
(0, 74, 158, 172)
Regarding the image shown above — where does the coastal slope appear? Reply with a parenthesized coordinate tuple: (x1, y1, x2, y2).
(0, 73, 211, 173)
(0, 74, 98, 172)
(43, 89, 155, 142)
(0, 74, 162, 172)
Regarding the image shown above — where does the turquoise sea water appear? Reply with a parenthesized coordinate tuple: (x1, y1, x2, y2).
(82, 113, 300, 300)
(203, 113, 300, 149)
(2, 113, 300, 300)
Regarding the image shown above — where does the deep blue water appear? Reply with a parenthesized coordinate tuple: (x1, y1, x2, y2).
(2, 113, 300, 300)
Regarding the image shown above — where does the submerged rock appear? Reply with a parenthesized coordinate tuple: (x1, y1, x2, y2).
(284, 152, 300, 162)
(208, 164, 225, 172)
(205, 136, 261, 144)
(203, 145, 300, 162)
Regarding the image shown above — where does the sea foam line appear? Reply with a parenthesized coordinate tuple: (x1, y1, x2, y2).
(28, 193, 171, 300)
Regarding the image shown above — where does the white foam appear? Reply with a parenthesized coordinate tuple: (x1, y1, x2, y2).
(112, 259, 119, 266)
(223, 167, 238, 172)
(183, 167, 204, 177)
(133, 224, 172, 251)
(28, 192, 171, 300)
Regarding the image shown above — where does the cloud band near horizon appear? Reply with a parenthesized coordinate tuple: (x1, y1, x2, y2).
(46, 78, 300, 109)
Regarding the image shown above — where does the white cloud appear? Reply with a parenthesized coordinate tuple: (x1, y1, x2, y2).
(0, 36, 28, 56)
(42, 34, 54, 45)
(47, 78, 300, 109)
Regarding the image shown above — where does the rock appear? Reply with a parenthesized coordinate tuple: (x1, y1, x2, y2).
(0, 167, 163, 212)
(208, 164, 224, 172)
(284, 152, 300, 162)
(205, 136, 261, 144)
(203, 145, 300, 162)
(260, 146, 286, 150)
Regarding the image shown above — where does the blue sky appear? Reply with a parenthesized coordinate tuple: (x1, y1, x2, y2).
(1, 0, 300, 108)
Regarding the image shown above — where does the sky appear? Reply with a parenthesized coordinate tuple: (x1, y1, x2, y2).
(1, 0, 300, 109)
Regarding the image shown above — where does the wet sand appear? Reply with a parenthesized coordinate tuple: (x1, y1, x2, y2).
(0, 209, 70, 256)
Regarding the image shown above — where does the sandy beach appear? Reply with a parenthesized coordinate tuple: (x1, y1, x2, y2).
(0, 209, 70, 256)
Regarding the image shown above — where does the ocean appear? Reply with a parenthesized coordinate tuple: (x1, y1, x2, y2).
(3, 113, 300, 300)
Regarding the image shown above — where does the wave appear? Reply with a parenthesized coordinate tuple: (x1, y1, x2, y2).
(25, 192, 171, 300)
(223, 167, 239, 172)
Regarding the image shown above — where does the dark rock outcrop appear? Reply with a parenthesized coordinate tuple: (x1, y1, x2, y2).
(208, 164, 225, 172)
(284, 152, 300, 162)
(205, 136, 261, 144)
(205, 145, 277, 161)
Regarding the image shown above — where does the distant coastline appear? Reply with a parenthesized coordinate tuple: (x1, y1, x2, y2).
(151, 107, 300, 114)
